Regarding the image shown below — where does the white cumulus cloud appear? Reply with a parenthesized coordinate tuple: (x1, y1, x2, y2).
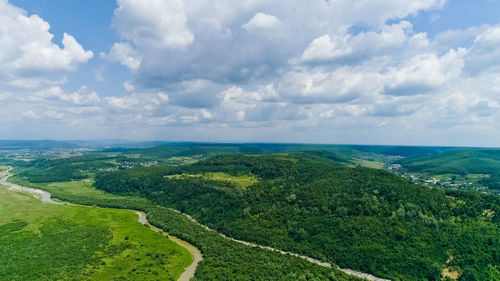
(0, 1, 92, 78)
(242, 13, 281, 31)
(106, 94, 139, 110)
(113, 0, 194, 49)
(102, 42, 142, 70)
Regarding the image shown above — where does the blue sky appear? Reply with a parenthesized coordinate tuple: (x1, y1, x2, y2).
(2, 0, 500, 146)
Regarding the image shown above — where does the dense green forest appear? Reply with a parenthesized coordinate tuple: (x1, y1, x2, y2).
(9, 164, 361, 281)
(94, 153, 500, 281)
(8, 145, 500, 280)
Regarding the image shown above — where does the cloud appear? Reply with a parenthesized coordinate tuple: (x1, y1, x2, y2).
(383, 48, 465, 96)
(277, 67, 381, 103)
(0, 0, 94, 130)
(300, 34, 345, 63)
(12, 0, 500, 145)
(11, 33, 93, 74)
(22, 110, 39, 120)
(220, 86, 260, 121)
(102, 42, 142, 70)
(0, 0, 92, 78)
(30, 86, 100, 105)
(158, 92, 169, 103)
(7, 77, 66, 90)
(464, 26, 500, 74)
(433, 24, 491, 50)
(108, 0, 445, 87)
(242, 13, 281, 31)
(300, 21, 427, 64)
(106, 94, 139, 110)
(45, 110, 65, 120)
(123, 81, 135, 92)
(112, 0, 194, 49)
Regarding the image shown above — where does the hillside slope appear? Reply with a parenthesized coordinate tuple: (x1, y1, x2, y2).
(95, 153, 500, 281)
(396, 149, 500, 175)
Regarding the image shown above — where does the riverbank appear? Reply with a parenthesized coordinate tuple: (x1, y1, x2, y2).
(0, 167, 200, 281)
(136, 211, 202, 281)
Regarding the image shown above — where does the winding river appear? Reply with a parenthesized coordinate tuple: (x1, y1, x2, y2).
(0, 167, 202, 281)
(0, 166, 390, 281)
(135, 211, 202, 281)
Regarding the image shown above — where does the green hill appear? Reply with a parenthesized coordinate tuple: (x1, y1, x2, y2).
(95, 153, 500, 281)
(397, 149, 500, 175)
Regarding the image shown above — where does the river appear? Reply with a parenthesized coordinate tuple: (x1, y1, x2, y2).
(0, 167, 202, 281)
(0, 166, 391, 281)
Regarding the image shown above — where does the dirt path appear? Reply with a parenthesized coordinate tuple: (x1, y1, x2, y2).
(0, 167, 202, 281)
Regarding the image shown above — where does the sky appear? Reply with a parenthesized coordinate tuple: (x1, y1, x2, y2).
(2, 0, 500, 146)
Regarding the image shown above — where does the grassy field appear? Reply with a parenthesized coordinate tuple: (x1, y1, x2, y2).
(0, 183, 192, 281)
(166, 172, 259, 188)
(9, 173, 153, 206)
(165, 156, 203, 165)
(353, 159, 385, 169)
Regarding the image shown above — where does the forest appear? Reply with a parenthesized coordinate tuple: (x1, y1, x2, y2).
(9, 158, 361, 281)
(7, 145, 500, 280)
(94, 153, 500, 281)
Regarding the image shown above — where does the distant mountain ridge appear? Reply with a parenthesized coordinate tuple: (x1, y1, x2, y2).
(0, 140, 81, 151)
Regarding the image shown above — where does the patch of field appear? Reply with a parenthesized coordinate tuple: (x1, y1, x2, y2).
(0, 183, 192, 281)
(354, 159, 384, 169)
(466, 174, 489, 180)
(167, 172, 259, 188)
(126, 154, 141, 159)
(442, 256, 460, 280)
(244, 153, 300, 163)
(482, 209, 495, 218)
(442, 268, 460, 280)
(0, 166, 8, 178)
(9, 176, 144, 203)
(165, 155, 202, 165)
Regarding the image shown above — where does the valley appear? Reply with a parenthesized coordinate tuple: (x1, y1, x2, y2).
(1, 142, 499, 280)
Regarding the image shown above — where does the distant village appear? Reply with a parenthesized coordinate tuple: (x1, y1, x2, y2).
(386, 163, 492, 195)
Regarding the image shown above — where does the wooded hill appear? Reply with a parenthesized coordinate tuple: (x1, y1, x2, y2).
(94, 153, 500, 281)
(396, 149, 500, 175)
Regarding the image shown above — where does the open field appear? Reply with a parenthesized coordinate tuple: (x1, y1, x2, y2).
(166, 172, 259, 188)
(353, 159, 385, 169)
(9, 173, 153, 208)
(0, 182, 192, 281)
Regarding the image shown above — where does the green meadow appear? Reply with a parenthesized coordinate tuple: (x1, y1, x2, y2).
(0, 184, 192, 281)
(166, 171, 259, 188)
